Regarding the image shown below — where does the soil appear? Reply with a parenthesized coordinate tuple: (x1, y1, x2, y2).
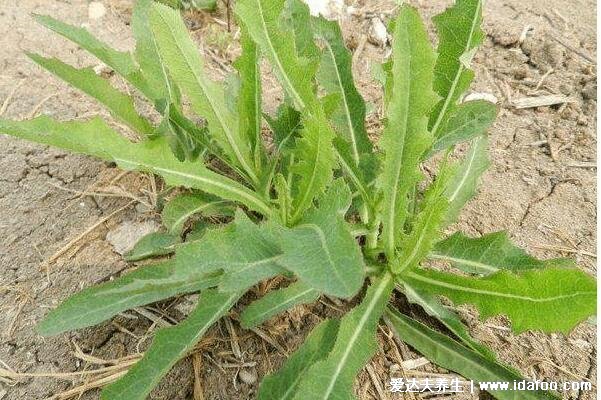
(0, 0, 596, 399)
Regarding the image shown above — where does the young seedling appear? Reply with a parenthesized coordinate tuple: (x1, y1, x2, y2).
(0, 0, 595, 399)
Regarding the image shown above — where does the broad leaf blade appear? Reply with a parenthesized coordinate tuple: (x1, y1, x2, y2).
(429, 100, 496, 156)
(258, 319, 339, 400)
(174, 212, 285, 292)
(289, 110, 336, 222)
(313, 17, 372, 167)
(101, 289, 240, 400)
(277, 184, 364, 298)
(401, 267, 596, 334)
(150, 3, 257, 184)
(125, 232, 180, 261)
(235, 26, 264, 169)
(241, 282, 319, 328)
(162, 192, 229, 234)
(380, 5, 437, 259)
(235, 0, 316, 110)
(444, 135, 489, 224)
(28, 53, 153, 135)
(37, 261, 219, 336)
(293, 274, 394, 400)
(384, 308, 559, 400)
(0, 117, 272, 215)
(430, 0, 485, 137)
(132, 0, 180, 105)
(430, 231, 574, 275)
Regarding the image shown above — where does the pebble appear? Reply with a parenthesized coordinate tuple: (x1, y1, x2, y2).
(239, 369, 257, 385)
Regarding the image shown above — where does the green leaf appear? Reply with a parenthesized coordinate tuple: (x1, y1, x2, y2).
(132, 0, 180, 105)
(124, 232, 180, 261)
(27, 53, 153, 135)
(430, 231, 574, 275)
(384, 308, 559, 400)
(380, 5, 438, 259)
(429, 0, 485, 137)
(101, 289, 240, 400)
(293, 274, 394, 399)
(400, 282, 494, 358)
(401, 267, 597, 334)
(265, 104, 302, 152)
(37, 261, 219, 336)
(149, 3, 258, 184)
(174, 212, 285, 292)
(312, 17, 372, 168)
(235, 0, 316, 110)
(257, 319, 339, 400)
(235, 27, 264, 170)
(33, 14, 151, 97)
(392, 162, 453, 273)
(156, 103, 207, 161)
(241, 281, 319, 328)
(162, 192, 229, 234)
(289, 110, 336, 223)
(0, 116, 272, 216)
(277, 186, 364, 298)
(428, 100, 496, 156)
(444, 135, 489, 224)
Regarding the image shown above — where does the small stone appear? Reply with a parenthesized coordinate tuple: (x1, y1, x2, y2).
(239, 369, 257, 385)
(106, 220, 160, 255)
(88, 2, 106, 20)
(368, 17, 388, 47)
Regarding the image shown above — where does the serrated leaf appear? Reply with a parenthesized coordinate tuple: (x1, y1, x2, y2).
(27, 53, 153, 135)
(430, 231, 574, 275)
(241, 281, 319, 328)
(162, 192, 229, 234)
(380, 5, 437, 259)
(258, 319, 339, 400)
(132, 0, 179, 105)
(444, 135, 489, 224)
(428, 100, 496, 156)
(430, 0, 485, 137)
(277, 187, 364, 298)
(235, 27, 264, 170)
(125, 232, 180, 261)
(0, 116, 272, 215)
(384, 308, 559, 400)
(401, 267, 597, 334)
(174, 212, 285, 292)
(149, 3, 258, 184)
(101, 289, 240, 400)
(392, 162, 453, 273)
(33, 14, 152, 97)
(289, 110, 336, 222)
(235, 0, 316, 110)
(293, 274, 394, 400)
(284, 0, 321, 61)
(400, 282, 494, 358)
(312, 17, 372, 167)
(37, 261, 219, 336)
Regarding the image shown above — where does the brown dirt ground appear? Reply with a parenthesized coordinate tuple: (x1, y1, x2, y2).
(0, 0, 596, 399)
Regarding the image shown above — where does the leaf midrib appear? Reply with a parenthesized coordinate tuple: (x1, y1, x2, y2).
(321, 274, 393, 398)
(405, 271, 595, 302)
(430, 0, 482, 137)
(155, 9, 257, 183)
